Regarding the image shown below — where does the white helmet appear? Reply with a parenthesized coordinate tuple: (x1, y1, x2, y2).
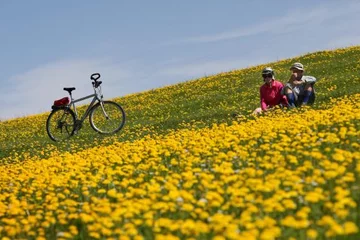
(262, 67, 274, 77)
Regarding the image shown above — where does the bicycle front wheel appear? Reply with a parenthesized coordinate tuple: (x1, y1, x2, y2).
(46, 107, 76, 142)
(89, 101, 126, 134)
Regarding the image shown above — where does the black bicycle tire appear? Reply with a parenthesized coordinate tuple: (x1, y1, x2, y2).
(46, 107, 76, 142)
(89, 101, 126, 134)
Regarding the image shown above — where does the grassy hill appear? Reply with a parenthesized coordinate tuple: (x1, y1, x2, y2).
(0, 46, 360, 239)
(1, 46, 359, 162)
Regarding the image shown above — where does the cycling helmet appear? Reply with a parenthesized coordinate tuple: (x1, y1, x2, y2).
(262, 67, 274, 78)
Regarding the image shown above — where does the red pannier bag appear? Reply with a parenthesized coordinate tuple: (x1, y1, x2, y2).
(53, 97, 70, 106)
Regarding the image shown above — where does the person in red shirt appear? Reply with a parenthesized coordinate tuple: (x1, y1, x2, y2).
(253, 67, 288, 114)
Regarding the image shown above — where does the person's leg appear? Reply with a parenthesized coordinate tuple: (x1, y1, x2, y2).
(285, 87, 296, 108)
(308, 90, 315, 105)
(297, 95, 304, 107)
(302, 84, 314, 105)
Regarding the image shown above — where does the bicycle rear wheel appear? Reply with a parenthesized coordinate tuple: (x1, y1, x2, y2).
(46, 107, 76, 142)
(89, 101, 125, 134)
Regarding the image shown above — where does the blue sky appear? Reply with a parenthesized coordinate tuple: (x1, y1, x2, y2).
(1, 1, 360, 120)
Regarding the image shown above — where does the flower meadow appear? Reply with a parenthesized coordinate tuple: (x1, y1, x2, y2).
(1, 46, 360, 239)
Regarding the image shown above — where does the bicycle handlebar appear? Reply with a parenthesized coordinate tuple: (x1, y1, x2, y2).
(91, 73, 101, 81)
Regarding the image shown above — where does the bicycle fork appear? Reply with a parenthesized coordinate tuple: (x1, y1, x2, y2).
(99, 101, 110, 120)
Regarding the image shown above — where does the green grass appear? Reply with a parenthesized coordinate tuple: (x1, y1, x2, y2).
(1, 46, 360, 162)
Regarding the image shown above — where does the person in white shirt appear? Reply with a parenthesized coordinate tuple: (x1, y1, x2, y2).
(282, 62, 316, 107)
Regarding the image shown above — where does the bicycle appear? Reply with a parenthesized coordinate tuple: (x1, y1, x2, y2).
(46, 73, 126, 142)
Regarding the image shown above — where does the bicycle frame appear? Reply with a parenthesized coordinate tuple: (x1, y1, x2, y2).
(68, 86, 106, 123)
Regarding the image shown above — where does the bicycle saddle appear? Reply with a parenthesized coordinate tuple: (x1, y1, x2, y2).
(63, 87, 76, 93)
